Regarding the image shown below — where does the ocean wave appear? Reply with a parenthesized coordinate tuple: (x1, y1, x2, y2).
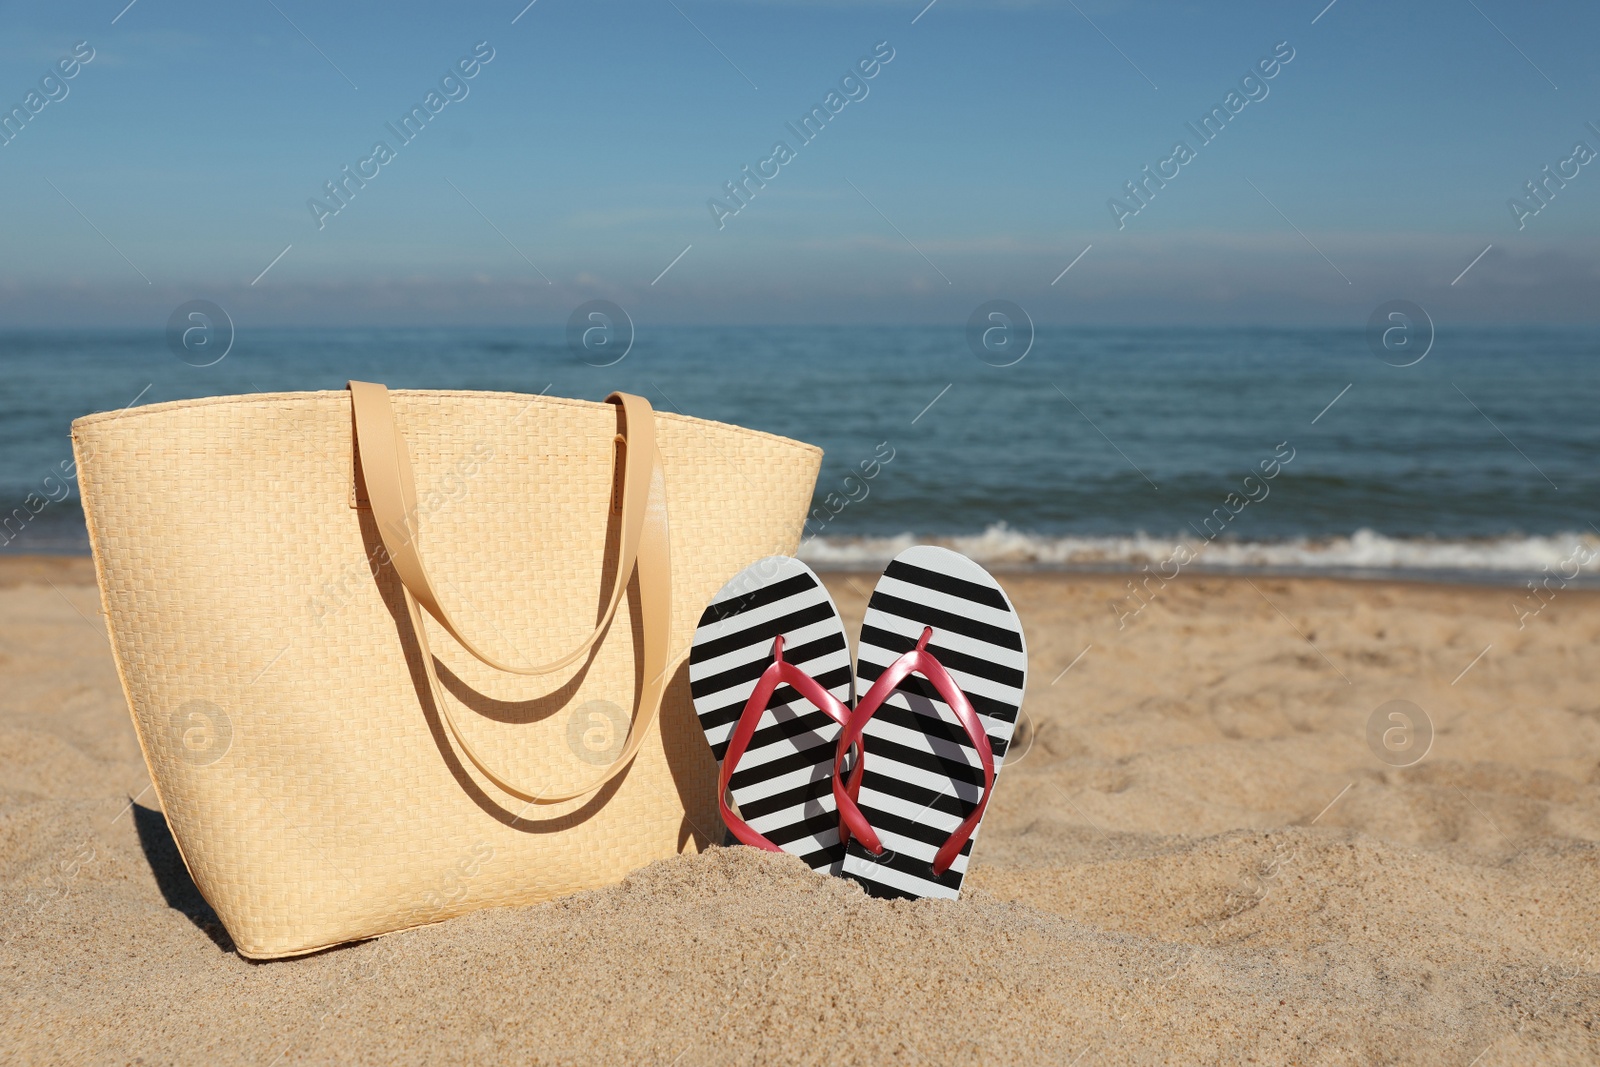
(798, 525, 1600, 576)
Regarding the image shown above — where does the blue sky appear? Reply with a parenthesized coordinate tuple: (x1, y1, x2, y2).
(0, 0, 1596, 324)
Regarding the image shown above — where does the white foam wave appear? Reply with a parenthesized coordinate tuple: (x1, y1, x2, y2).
(798, 524, 1600, 576)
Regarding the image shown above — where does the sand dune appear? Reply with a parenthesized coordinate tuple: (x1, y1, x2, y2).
(2, 558, 1596, 1064)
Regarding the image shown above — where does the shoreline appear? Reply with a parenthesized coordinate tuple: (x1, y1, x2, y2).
(6, 551, 1596, 596)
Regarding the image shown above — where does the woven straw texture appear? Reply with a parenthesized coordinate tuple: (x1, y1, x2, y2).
(71, 389, 821, 959)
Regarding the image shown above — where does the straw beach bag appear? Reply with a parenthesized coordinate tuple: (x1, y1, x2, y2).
(71, 384, 821, 959)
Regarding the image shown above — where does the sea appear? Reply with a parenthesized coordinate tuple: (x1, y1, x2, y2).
(1, 325, 1595, 586)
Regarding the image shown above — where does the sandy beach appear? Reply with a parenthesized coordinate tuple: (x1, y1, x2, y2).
(2, 555, 1596, 1065)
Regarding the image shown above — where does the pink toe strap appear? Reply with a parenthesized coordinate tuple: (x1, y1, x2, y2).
(719, 635, 855, 853)
(833, 627, 996, 877)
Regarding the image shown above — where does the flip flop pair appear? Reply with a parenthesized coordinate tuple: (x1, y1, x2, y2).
(687, 547, 1027, 901)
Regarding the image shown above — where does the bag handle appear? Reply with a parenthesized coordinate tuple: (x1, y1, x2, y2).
(348, 382, 673, 804)
(350, 381, 656, 675)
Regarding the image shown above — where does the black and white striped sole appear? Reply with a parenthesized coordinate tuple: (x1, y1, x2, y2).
(842, 545, 1028, 901)
(688, 556, 854, 876)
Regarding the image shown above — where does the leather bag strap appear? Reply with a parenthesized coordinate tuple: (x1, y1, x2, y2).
(348, 382, 673, 803)
(350, 380, 656, 675)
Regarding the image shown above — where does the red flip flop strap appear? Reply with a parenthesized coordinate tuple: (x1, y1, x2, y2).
(833, 658, 910, 856)
(918, 653, 996, 876)
(720, 655, 851, 853)
(833, 632, 996, 876)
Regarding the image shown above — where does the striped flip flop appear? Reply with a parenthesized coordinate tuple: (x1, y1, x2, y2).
(688, 557, 855, 875)
(833, 545, 1027, 900)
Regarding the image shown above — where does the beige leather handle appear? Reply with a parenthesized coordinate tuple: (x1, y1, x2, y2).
(350, 380, 656, 675)
(348, 382, 673, 804)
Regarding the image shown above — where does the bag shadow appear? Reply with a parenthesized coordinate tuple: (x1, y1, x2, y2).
(131, 802, 234, 952)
